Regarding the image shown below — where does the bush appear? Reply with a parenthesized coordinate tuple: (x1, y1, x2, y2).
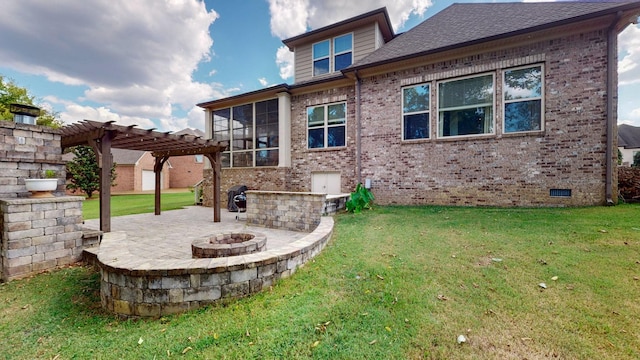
(618, 167, 640, 202)
(345, 183, 374, 213)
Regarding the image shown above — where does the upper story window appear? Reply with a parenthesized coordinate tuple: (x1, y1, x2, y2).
(194, 154, 203, 163)
(312, 33, 353, 77)
(438, 74, 494, 138)
(503, 65, 543, 133)
(402, 84, 430, 140)
(212, 99, 279, 168)
(334, 34, 353, 71)
(308, 102, 346, 149)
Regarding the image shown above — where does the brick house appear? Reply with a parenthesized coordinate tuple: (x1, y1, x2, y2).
(108, 128, 205, 192)
(198, 2, 640, 207)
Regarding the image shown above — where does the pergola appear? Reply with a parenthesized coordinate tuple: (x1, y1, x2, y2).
(60, 120, 227, 232)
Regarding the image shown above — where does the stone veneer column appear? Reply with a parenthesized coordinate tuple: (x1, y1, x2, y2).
(0, 197, 84, 281)
(245, 191, 325, 232)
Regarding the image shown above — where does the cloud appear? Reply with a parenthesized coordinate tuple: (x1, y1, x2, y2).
(0, 0, 219, 130)
(268, 0, 432, 40)
(259, 78, 269, 86)
(268, 0, 433, 79)
(619, 24, 640, 86)
(276, 46, 295, 80)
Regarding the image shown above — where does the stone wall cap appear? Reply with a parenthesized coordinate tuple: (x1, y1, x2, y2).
(0, 196, 84, 205)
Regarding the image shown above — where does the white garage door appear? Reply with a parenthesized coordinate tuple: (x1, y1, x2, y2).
(142, 170, 164, 191)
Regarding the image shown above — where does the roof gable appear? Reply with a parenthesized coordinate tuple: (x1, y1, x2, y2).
(282, 7, 394, 51)
(350, 1, 640, 71)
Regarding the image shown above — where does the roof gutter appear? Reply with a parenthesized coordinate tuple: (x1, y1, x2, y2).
(605, 11, 623, 206)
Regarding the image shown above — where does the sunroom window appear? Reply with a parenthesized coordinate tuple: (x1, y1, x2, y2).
(504, 65, 543, 133)
(438, 74, 494, 138)
(212, 99, 279, 168)
(402, 84, 430, 140)
(308, 102, 346, 149)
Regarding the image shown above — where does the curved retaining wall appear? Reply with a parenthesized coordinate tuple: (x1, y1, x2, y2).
(98, 217, 333, 317)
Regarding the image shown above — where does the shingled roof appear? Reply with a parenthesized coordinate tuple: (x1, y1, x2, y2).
(348, 1, 640, 72)
(619, 124, 640, 148)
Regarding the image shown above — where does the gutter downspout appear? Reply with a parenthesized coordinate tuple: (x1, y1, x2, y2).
(355, 70, 362, 185)
(605, 11, 622, 205)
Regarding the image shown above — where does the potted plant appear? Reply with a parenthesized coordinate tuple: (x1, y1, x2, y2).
(24, 170, 58, 197)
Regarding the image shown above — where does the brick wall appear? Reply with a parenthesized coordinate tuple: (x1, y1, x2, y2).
(358, 29, 614, 206)
(288, 86, 358, 193)
(169, 155, 204, 188)
(111, 164, 135, 192)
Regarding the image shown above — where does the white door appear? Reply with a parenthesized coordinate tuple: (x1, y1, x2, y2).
(142, 170, 164, 191)
(311, 172, 341, 194)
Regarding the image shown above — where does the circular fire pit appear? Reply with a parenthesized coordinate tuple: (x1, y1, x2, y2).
(192, 231, 267, 258)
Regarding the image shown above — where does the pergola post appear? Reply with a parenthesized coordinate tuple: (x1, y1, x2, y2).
(154, 156, 169, 215)
(205, 151, 221, 222)
(98, 132, 114, 232)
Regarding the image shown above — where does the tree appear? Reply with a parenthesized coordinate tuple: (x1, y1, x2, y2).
(618, 148, 623, 165)
(633, 152, 640, 168)
(65, 146, 117, 198)
(0, 75, 63, 128)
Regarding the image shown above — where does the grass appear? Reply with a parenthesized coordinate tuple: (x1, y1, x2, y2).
(1, 204, 639, 359)
(81, 191, 195, 220)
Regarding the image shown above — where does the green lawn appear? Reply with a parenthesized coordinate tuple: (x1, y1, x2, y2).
(1, 205, 639, 359)
(81, 191, 196, 220)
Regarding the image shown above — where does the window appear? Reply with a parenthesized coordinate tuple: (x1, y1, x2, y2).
(334, 34, 353, 71)
(194, 154, 203, 163)
(402, 84, 430, 140)
(438, 74, 494, 138)
(308, 102, 346, 149)
(212, 99, 279, 168)
(504, 65, 543, 133)
(313, 40, 330, 76)
(313, 33, 353, 76)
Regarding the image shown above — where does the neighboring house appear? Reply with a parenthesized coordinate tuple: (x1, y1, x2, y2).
(110, 128, 206, 192)
(110, 148, 171, 192)
(198, 2, 640, 207)
(169, 128, 207, 188)
(618, 124, 640, 166)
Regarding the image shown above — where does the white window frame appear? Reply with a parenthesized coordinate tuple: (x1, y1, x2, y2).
(502, 64, 545, 134)
(211, 98, 279, 168)
(311, 33, 354, 77)
(333, 33, 353, 72)
(401, 83, 431, 141)
(437, 72, 495, 139)
(307, 102, 347, 149)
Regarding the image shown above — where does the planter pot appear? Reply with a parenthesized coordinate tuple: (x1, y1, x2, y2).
(24, 179, 58, 198)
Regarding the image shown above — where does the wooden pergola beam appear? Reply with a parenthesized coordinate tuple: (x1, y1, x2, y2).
(60, 120, 228, 231)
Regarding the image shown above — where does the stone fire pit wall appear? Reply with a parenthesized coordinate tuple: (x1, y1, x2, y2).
(245, 191, 325, 232)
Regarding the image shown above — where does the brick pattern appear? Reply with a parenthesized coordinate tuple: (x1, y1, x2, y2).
(357, 30, 614, 206)
(201, 29, 616, 207)
(98, 217, 333, 317)
(0, 197, 84, 281)
(245, 191, 324, 232)
(0, 121, 65, 198)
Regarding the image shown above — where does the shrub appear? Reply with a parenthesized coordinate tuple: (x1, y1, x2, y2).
(345, 183, 374, 213)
